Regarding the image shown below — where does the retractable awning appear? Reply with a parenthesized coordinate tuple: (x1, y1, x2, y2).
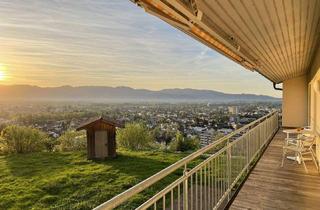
(131, 0, 320, 83)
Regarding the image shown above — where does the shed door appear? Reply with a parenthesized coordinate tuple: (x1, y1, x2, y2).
(95, 131, 108, 158)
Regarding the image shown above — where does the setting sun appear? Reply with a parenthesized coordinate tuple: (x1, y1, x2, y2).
(0, 64, 6, 81)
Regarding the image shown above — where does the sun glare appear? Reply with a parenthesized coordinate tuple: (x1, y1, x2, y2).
(0, 64, 7, 81)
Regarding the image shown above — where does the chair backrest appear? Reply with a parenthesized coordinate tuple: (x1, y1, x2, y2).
(303, 126, 312, 130)
(301, 135, 316, 150)
(301, 129, 314, 135)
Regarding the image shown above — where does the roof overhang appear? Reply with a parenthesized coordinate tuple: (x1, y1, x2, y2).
(76, 117, 123, 131)
(131, 0, 320, 83)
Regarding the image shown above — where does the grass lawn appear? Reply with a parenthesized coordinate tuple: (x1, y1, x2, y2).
(0, 150, 187, 210)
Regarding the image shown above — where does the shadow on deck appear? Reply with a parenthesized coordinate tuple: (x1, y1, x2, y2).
(230, 130, 320, 209)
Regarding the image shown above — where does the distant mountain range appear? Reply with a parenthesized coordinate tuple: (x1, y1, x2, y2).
(0, 85, 280, 103)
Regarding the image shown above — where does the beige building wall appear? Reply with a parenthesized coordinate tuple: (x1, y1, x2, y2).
(309, 79, 320, 162)
(282, 75, 308, 128)
(308, 45, 320, 161)
(308, 46, 320, 83)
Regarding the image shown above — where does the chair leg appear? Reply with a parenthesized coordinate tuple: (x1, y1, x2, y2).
(311, 149, 317, 163)
(281, 148, 286, 167)
(310, 151, 319, 171)
(310, 149, 316, 157)
(300, 153, 308, 173)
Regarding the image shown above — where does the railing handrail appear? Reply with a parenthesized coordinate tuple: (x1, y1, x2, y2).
(94, 111, 277, 210)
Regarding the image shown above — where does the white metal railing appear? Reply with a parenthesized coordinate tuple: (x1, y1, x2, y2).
(94, 111, 279, 210)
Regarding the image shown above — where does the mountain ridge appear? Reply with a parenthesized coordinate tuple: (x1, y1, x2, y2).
(0, 85, 281, 102)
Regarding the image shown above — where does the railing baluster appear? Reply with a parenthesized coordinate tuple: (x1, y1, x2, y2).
(178, 183, 180, 210)
(204, 163, 207, 210)
(227, 141, 231, 201)
(208, 162, 210, 209)
(246, 131, 249, 172)
(214, 158, 218, 205)
(196, 172, 198, 210)
(217, 156, 219, 205)
(183, 171, 188, 210)
(218, 155, 221, 203)
(163, 195, 165, 210)
(200, 167, 202, 210)
(211, 158, 214, 208)
(222, 154, 225, 199)
(191, 174, 193, 209)
(171, 189, 173, 210)
(225, 152, 227, 197)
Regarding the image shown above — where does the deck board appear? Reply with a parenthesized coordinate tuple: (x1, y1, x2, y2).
(230, 130, 320, 210)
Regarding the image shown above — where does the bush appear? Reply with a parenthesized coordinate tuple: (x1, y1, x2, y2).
(149, 141, 168, 151)
(43, 137, 57, 152)
(55, 130, 86, 151)
(169, 131, 200, 152)
(0, 123, 7, 133)
(0, 125, 49, 154)
(117, 122, 154, 150)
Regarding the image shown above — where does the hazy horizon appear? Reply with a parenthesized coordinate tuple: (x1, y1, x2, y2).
(0, 84, 281, 104)
(0, 0, 282, 97)
(0, 84, 281, 98)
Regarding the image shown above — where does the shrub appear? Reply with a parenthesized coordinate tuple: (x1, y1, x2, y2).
(169, 131, 200, 152)
(0, 125, 49, 154)
(56, 130, 86, 151)
(117, 122, 154, 150)
(149, 141, 168, 151)
(0, 123, 7, 133)
(43, 137, 57, 152)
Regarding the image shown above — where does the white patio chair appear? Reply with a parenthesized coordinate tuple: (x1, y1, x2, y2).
(284, 137, 299, 147)
(281, 134, 318, 173)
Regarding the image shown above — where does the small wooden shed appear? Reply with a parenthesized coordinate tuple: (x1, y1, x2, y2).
(76, 117, 122, 159)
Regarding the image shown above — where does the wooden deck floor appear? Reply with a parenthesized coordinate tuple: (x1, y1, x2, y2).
(230, 129, 320, 210)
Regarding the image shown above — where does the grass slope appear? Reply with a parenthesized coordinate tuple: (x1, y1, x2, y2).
(0, 150, 186, 210)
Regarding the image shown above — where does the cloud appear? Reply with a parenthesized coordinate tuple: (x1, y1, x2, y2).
(0, 0, 281, 97)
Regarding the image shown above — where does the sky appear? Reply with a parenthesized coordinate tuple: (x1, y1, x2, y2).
(0, 0, 281, 97)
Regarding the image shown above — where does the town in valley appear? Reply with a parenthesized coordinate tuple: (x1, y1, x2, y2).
(0, 101, 281, 148)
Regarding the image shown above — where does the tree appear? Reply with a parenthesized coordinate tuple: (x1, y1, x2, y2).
(152, 125, 175, 145)
(172, 131, 184, 151)
(169, 131, 200, 152)
(56, 130, 86, 151)
(0, 125, 49, 154)
(117, 122, 153, 150)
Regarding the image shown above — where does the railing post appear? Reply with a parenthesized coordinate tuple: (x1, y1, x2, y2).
(276, 112, 279, 130)
(246, 131, 250, 173)
(183, 164, 188, 210)
(226, 139, 231, 201)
